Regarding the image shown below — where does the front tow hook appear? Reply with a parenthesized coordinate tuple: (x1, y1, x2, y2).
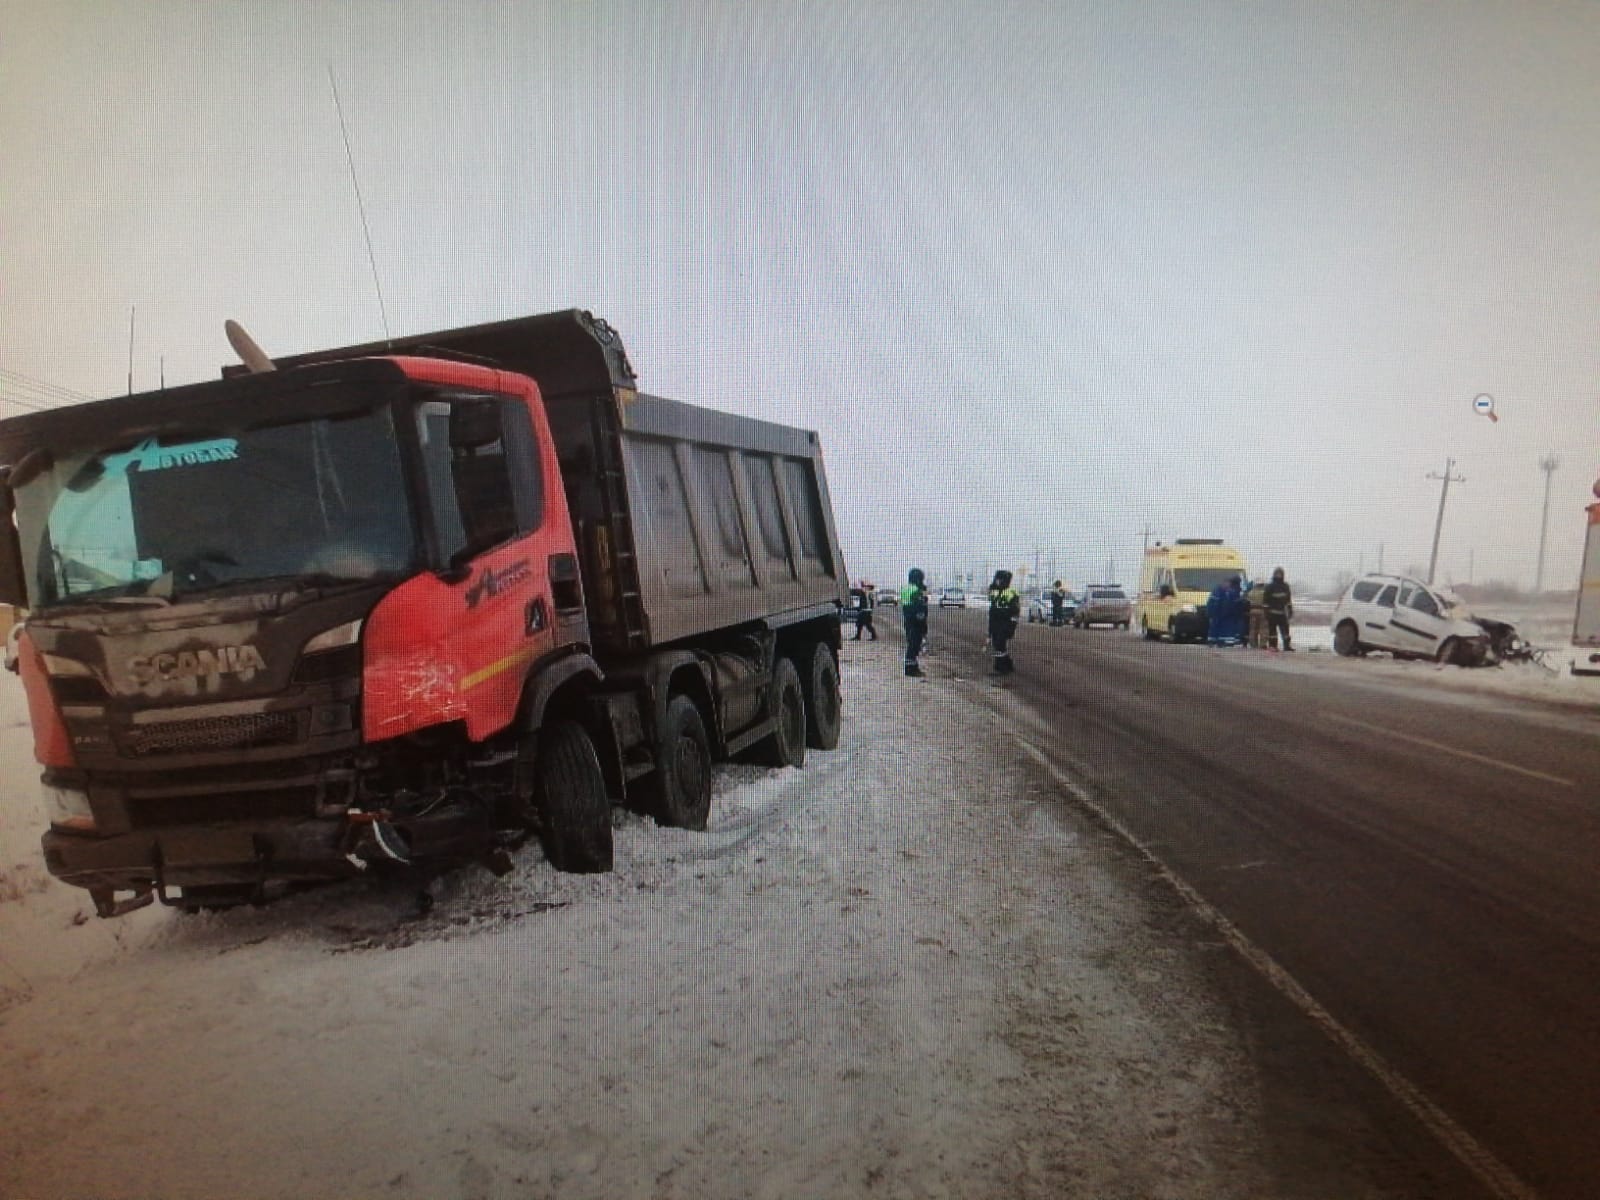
(343, 809, 412, 869)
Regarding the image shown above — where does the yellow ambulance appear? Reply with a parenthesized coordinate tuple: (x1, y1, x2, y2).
(1136, 540, 1249, 642)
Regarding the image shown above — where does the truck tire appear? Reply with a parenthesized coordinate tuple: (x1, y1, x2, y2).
(755, 656, 806, 769)
(804, 643, 842, 751)
(647, 695, 713, 830)
(533, 721, 613, 873)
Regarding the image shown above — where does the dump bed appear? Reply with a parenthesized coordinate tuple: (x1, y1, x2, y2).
(251, 309, 848, 653)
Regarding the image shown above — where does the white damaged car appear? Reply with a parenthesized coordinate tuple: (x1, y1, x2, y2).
(1330, 574, 1498, 665)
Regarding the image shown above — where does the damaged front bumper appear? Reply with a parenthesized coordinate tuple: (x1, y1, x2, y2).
(42, 801, 493, 916)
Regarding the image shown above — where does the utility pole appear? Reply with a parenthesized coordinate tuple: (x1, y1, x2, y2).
(1426, 457, 1465, 585)
(1536, 452, 1560, 592)
(1377, 542, 1384, 573)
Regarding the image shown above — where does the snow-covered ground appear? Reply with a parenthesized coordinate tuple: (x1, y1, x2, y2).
(0, 644, 1298, 1199)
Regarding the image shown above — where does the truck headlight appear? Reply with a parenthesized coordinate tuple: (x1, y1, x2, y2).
(303, 619, 364, 655)
(41, 653, 95, 677)
(42, 782, 95, 831)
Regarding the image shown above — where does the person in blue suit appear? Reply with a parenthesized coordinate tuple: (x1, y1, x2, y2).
(1206, 575, 1246, 645)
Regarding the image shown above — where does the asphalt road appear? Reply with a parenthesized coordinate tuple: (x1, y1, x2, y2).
(923, 608, 1600, 1200)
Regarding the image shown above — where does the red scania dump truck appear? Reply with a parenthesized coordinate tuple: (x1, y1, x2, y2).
(0, 309, 848, 916)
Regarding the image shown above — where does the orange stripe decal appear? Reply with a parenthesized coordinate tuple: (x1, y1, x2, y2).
(459, 645, 538, 692)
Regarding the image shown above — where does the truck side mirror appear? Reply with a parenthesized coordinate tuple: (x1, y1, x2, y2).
(0, 476, 26, 608)
(1159, 584, 1174, 598)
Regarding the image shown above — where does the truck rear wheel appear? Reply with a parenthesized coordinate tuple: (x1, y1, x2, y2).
(755, 656, 807, 769)
(647, 695, 713, 830)
(533, 721, 613, 873)
(804, 643, 841, 751)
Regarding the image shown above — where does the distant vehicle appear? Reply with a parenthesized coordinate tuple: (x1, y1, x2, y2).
(1137, 540, 1248, 642)
(1027, 588, 1077, 624)
(938, 587, 967, 608)
(1074, 585, 1132, 629)
(1330, 574, 1491, 665)
(874, 587, 899, 606)
(1574, 490, 1600, 677)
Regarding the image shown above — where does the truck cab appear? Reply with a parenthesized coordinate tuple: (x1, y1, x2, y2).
(2, 354, 583, 913)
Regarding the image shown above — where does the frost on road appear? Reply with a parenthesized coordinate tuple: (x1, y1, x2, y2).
(3, 642, 1360, 1200)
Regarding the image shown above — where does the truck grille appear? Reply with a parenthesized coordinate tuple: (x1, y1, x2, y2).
(125, 786, 316, 828)
(120, 711, 300, 758)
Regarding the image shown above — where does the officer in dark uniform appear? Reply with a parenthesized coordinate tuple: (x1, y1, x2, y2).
(900, 568, 929, 676)
(987, 569, 1021, 673)
(1049, 579, 1068, 626)
(1263, 567, 1294, 650)
(849, 580, 876, 640)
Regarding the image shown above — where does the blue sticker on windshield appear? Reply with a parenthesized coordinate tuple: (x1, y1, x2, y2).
(102, 437, 239, 474)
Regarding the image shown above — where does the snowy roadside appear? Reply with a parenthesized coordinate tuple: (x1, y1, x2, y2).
(0, 639, 1394, 1200)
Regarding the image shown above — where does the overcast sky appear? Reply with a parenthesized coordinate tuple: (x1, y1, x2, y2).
(2, 0, 1596, 593)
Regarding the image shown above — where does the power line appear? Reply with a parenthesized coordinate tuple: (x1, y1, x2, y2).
(0, 391, 51, 412)
(0, 369, 93, 403)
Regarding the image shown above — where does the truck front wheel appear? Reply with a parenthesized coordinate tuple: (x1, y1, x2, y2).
(647, 695, 713, 830)
(804, 643, 841, 751)
(755, 656, 807, 769)
(533, 721, 613, 873)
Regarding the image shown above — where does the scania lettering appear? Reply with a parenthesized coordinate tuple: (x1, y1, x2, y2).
(0, 310, 848, 917)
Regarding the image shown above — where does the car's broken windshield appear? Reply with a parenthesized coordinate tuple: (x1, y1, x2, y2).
(12, 405, 417, 608)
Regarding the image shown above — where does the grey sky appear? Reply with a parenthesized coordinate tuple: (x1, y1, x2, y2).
(3, 1, 1596, 593)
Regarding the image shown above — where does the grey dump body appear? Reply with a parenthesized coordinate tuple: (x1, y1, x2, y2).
(253, 309, 849, 652)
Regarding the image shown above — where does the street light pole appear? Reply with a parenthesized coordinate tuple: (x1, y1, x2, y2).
(1426, 457, 1465, 585)
(1536, 452, 1560, 592)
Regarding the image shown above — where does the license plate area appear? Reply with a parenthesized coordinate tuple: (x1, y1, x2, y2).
(159, 829, 260, 871)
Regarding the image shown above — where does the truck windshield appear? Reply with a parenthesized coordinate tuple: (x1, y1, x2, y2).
(13, 405, 415, 607)
(1173, 568, 1242, 593)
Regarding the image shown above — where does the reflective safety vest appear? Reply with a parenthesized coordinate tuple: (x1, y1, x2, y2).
(991, 587, 1020, 612)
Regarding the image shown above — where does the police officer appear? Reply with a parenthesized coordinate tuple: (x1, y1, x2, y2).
(1263, 567, 1294, 650)
(850, 579, 877, 640)
(988, 569, 1021, 673)
(1049, 579, 1068, 626)
(900, 568, 929, 676)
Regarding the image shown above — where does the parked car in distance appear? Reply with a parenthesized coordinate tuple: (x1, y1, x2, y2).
(1027, 589, 1078, 624)
(938, 587, 967, 608)
(1329, 573, 1491, 665)
(1074, 585, 1133, 629)
(874, 587, 899, 606)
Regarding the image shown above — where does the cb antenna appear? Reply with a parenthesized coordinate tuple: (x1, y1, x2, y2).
(328, 65, 390, 343)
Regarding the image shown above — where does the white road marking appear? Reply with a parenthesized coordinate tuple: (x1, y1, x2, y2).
(1012, 736, 1543, 1200)
(1322, 712, 1575, 788)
